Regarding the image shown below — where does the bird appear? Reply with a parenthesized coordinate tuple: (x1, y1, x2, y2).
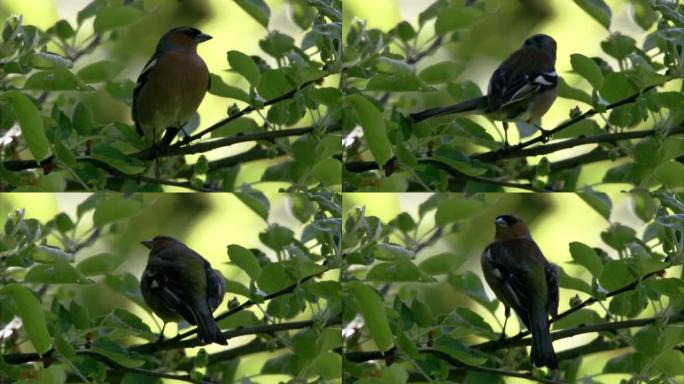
(410, 34, 558, 147)
(140, 235, 227, 345)
(481, 214, 559, 369)
(132, 26, 212, 149)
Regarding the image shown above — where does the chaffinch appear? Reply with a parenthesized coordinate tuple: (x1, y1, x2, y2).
(411, 34, 558, 147)
(140, 235, 227, 345)
(481, 214, 559, 369)
(132, 27, 212, 148)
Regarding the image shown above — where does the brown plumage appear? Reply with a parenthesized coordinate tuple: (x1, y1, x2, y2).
(133, 27, 212, 147)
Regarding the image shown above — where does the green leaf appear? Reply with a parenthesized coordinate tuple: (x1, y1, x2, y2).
(312, 352, 341, 380)
(6, 91, 49, 161)
(599, 260, 635, 291)
(93, 5, 143, 33)
(313, 158, 342, 185)
(2, 283, 51, 354)
(557, 265, 593, 295)
(366, 73, 435, 92)
(419, 252, 468, 275)
(76, 253, 126, 276)
(256, 262, 294, 294)
(601, 33, 636, 60)
(24, 259, 93, 284)
(27, 52, 72, 70)
(234, 0, 271, 28)
(256, 69, 293, 99)
(24, 69, 91, 91)
(346, 94, 393, 167)
(227, 50, 261, 86)
(579, 186, 612, 220)
(224, 279, 250, 297)
(573, 0, 611, 30)
(77, 60, 125, 83)
(558, 77, 593, 105)
(69, 301, 92, 329)
(373, 57, 412, 75)
(93, 196, 143, 226)
(600, 72, 638, 103)
(372, 243, 414, 261)
(448, 272, 497, 313)
(366, 260, 433, 282)
(91, 337, 144, 368)
(435, 5, 484, 34)
(208, 73, 250, 103)
(569, 242, 603, 277)
(32, 245, 74, 263)
(91, 144, 146, 175)
(54, 323, 76, 360)
(570, 53, 604, 89)
(235, 185, 270, 221)
(432, 145, 487, 177)
(434, 335, 487, 366)
(419, 61, 466, 85)
(72, 101, 94, 135)
(227, 244, 261, 280)
(552, 309, 602, 329)
(347, 281, 393, 352)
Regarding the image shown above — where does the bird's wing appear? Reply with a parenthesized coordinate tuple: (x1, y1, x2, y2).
(132, 53, 159, 136)
(487, 49, 557, 112)
(206, 267, 225, 312)
(545, 263, 559, 318)
(487, 240, 550, 329)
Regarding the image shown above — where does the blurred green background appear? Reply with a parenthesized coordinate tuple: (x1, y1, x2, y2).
(0, 192, 323, 382)
(342, 0, 682, 191)
(0, 0, 339, 193)
(343, 192, 680, 383)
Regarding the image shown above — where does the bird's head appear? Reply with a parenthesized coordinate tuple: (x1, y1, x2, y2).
(157, 26, 212, 52)
(494, 214, 532, 240)
(523, 34, 556, 61)
(141, 235, 178, 251)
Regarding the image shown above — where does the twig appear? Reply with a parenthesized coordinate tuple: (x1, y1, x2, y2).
(178, 76, 326, 146)
(474, 267, 668, 351)
(137, 127, 315, 160)
(131, 269, 326, 352)
(424, 350, 565, 384)
(475, 125, 684, 161)
(477, 80, 673, 162)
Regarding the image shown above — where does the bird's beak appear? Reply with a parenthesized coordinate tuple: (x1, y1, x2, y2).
(495, 218, 508, 228)
(141, 239, 154, 249)
(196, 33, 212, 43)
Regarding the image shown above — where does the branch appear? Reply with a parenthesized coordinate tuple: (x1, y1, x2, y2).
(475, 125, 684, 161)
(474, 267, 668, 351)
(178, 76, 327, 146)
(424, 350, 564, 384)
(407, 35, 445, 64)
(477, 80, 673, 162)
(138, 127, 314, 160)
(135, 320, 316, 352)
(131, 269, 326, 352)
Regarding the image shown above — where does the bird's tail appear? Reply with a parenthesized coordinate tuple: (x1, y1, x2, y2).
(193, 301, 227, 345)
(409, 96, 489, 122)
(529, 311, 557, 369)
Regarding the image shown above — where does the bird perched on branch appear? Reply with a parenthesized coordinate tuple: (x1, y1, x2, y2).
(132, 27, 212, 149)
(411, 34, 558, 147)
(140, 235, 227, 345)
(481, 215, 559, 369)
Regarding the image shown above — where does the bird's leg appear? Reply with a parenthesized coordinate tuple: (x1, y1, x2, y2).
(179, 125, 191, 145)
(536, 124, 552, 143)
(502, 122, 509, 149)
(499, 306, 510, 341)
(156, 322, 167, 344)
